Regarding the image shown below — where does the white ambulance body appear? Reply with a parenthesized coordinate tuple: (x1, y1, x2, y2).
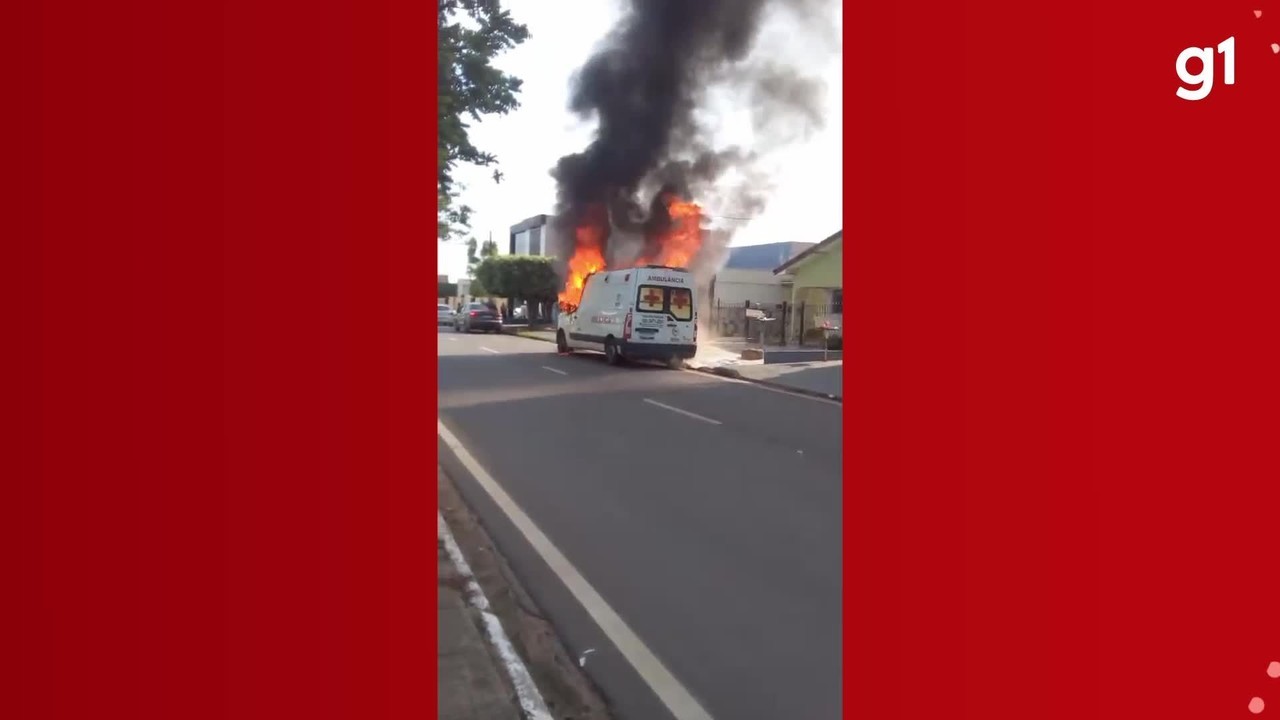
(556, 265, 697, 367)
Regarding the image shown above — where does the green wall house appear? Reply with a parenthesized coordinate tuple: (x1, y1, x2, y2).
(773, 230, 842, 343)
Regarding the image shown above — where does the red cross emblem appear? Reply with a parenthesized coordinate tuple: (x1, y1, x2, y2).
(671, 291, 689, 310)
(642, 289, 663, 306)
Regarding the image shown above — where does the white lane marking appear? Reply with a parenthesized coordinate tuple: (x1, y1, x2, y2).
(438, 420, 715, 720)
(642, 398, 722, 426)
(480, 346, 501, 354)
(541, 366, 568, 376)
(438, 512, 553, 720)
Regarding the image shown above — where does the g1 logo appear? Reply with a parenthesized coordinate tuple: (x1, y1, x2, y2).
(1176, 36, 1235, 101)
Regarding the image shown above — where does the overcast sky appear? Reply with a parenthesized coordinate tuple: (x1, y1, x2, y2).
(439, 0, 842, 280)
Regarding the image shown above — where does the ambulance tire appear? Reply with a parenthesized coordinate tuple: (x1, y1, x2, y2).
(556, 330, 570, 355)
(667, 356, 683, 370)
(604, 336, 621, 366)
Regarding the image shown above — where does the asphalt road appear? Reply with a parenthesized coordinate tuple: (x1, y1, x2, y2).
(438, 328, 842, 720)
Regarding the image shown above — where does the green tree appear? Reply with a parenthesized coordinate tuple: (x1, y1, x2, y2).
(465, 237, 480, 277)
(465, 236, 499, 278)
(473, 255, 505, 298)
(438, 1, 529, 240)
(474, 255, 559, 321)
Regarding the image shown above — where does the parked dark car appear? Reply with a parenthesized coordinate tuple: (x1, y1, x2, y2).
(454, 302, 503, 333)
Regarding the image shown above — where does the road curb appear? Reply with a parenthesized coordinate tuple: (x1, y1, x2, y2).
(513, 331, 556, 343)
(439, 512, 552, 720)
(437, 467, 614, 719)
(684, 364, 842, 403)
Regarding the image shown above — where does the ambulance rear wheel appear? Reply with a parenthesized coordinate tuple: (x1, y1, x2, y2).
(604, 337, 621, 365)
(556, 330, 570, 354)
(667, 356, 683, 370)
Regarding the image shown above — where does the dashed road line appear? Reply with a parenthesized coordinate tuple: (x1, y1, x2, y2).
(480, 346, 501, 354)
(541, 366, 568, 376)
(642, 398, 722, 426)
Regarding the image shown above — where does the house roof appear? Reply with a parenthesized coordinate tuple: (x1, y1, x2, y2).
(772, 230, 842, 275)
(722, 241, 815, 270)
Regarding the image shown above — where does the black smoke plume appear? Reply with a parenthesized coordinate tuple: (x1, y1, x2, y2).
(549, 0, 835, 275)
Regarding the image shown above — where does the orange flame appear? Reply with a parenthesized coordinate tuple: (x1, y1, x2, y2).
(648, 193, 702, 268)
(558, 217, 607, 311)
(558, 194, 704, 312)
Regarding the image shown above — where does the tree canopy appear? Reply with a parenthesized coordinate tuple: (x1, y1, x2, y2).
(438, 1, 529, 240)
(465, 237, 479, 274)
(464, 236, 501, 277)
(474, 255, 559, 302)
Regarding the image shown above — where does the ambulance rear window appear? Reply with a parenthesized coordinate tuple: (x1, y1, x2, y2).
(637, 285, 666, 313)
(669, 288, 693, 321)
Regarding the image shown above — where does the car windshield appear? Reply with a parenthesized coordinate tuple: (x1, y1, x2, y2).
(469, 303, 487, 310)
(438, 305, 452, 311)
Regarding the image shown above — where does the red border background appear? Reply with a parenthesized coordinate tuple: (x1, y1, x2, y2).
(15, 0, 1280, 718)
(844, 2, 1280, 718)
(16, 0, 437, 717)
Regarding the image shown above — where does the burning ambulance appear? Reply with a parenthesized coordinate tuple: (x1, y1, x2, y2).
(555, 264, 696, 368)
(553, 187, 705, 367)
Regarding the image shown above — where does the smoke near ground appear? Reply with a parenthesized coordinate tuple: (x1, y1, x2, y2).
(548, 0, 839, 280)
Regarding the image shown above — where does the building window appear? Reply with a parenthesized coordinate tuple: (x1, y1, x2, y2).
(831, 289, 843, 314)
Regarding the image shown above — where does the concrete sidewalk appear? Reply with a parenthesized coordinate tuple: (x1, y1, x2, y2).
(688, 341, 756, 368)
(438, 543, 522, 720)
(689, 342, 843, 400)
(688, 353, 843, 400)
(731, 360, 843, 400)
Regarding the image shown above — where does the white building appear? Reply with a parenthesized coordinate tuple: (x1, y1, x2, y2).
(436, 275, 480, 307)
(710, 267, 791, 306)
(708, 242, 815, 308)
(704, 241, 815, 342)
